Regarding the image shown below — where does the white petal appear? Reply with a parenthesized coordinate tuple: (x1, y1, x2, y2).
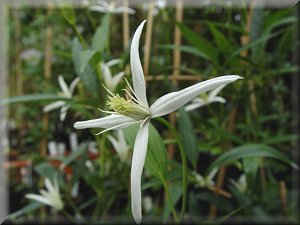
(74, 114, 136, 130)
(184, 102, 203, 112)
(89, 5, 106, 12)
(69, 77, 81, 94)
(130, 20, 148, 107)
(26, 194, 52, 206)
(114, 7, 136, 14)
(131, 120, 150, 224)
(111, 71, 125, 91)
(60, 105, 69, 121)
(43, 101, 65, 113)
(45, 178, 56, 194)
(209, 84, 226, 99)
(58, 75, 71, 97)
(210, 96, 226, 104)
(150, 75, 242, 117)
(101, 62, 112, 86)
(106, 59, 122, 67)
(107, 135, 120, 152)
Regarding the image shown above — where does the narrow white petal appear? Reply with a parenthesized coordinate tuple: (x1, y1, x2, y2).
(58, 75, 71, 97)
(130, 20, 148, 107)
(74, 114, 136, 130)
(107, 135, 120, 152)
(69, 77, 81, 94)
(111, 71, 125, 91)
(43, 101, 65, 113)
(210, 96, 226, 104)
(184, 102, 203, 112)
(89, 5, 107, 12)
(26, 194, 52, 206)
(106, 59, 122, 67)
(209, 84, 226, 99)
(150, 75, 242, 117)
(131, 121, 150, 224)
(101, 62, 112, 86)
(114, 7, 136, 14)
(45, 178, 56, 194)
(60, 105, 69, 121)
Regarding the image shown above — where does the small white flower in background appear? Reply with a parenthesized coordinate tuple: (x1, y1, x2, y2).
(193, 167, 218, 188)
(142, 0, 166, 16)
(229, 174, 247, 193)
(184, 85, 227, 112)
(107, 130, 130, 162)
(69, 132, 79, 152)
(20, 48, 42, 66)
(43, 75, 80, 121)
(25, 177, 63, 211)
(48, 141, 66, 157)
(90, 1, 136, 14)
(74, 20, 242, 224)
(100, 59, 125, 93)
(143, 196, 153, 213)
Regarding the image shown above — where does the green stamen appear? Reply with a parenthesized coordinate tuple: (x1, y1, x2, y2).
(107, 94, 150, 121)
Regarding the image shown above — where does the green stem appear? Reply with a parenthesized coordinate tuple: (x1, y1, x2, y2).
(62, 209, 77, 224)
(155, 117, 187, 221)
(72, 25, 88, 49)
(160, 174, 179, 223)
(65, 191, 84, 221)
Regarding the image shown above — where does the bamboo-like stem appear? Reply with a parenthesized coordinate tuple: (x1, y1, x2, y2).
(279, 181, 288, 216)
(122, 0, 130, 50)
(168, 0, 183, 159)
(143, 2, 155, 77)
(207, 185, 232, 199)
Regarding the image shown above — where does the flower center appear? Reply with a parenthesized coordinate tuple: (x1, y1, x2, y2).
(107, 94, 150, 121)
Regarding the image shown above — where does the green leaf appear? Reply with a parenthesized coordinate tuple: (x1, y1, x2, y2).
(72, 38, 100, 94)
(60, 143, 89, 167)
(0, 94, 70, 105)
(92, 14, 110, 52)
(162, 181, 182, 222)
(206, 144, 298, 175)
(34, 162, 57, 179)
(177, 22, 218, 64)
(79, 50, 101, 73)
(231, 30, 283, 57)
(178, 108, 199, 168)
(123, 123, 168, 178)
(6, 202, 42, 220)
(158, 44, 211, 61)
(207, 22, 232, 52)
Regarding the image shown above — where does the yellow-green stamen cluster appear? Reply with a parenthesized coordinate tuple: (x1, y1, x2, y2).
(107, 94, 150, 121)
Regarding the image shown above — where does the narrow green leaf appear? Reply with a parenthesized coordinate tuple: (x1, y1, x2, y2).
(231, 30, 283, 57)
(0, 94, 70, 105)
(206, 144, 298, 175)
(178, 108, 199, 168)
(162, 181, 182, 222)
(60, 143, 89, 167)
(159, 44, 211, 60)
(177, 22, 218, 64)
(79, 50, 100, 73)
(72, 38, 100, 94)
(123, 123, 168, 178)
(6, 202, 42, 220)
(207, 22, 232, 52)
(92, 14, 110, 52)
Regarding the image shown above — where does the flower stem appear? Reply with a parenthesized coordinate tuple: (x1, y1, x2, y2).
(62, 209, 77, 223)
(160, 174, 179, 223)
(155, 117, 187, 222)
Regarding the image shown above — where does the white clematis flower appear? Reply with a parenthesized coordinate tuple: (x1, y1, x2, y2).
(107, 130, 130, 162)
(74, 20, 242, 224)
(43, 75, 80, 121)
(184, 84, 227, 111)
(101, 59, 125, 92)
(229, 174, 247, 193)
(90, 1, 136, 14)
(25, 177, 63, 211)
(193, 167, 218, 188)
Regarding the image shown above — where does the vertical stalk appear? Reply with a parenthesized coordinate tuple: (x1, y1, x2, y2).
(143, 2, 154, 77)
(155, 117, 187, 222)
